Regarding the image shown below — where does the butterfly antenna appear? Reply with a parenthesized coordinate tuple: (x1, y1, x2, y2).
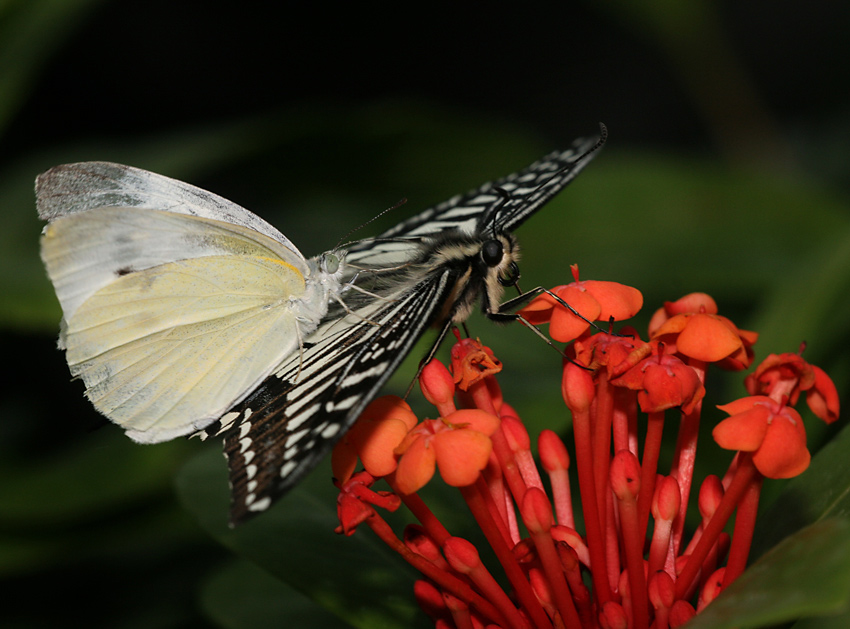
(334, 198, 408, 251)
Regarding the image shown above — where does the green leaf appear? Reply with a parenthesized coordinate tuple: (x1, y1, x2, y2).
(685, 518, 850, 628)
(201, 560, 351, 629)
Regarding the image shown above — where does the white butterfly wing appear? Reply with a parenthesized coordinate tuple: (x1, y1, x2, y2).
(36, 161, 303, 254)
(40, 201, 321, 444)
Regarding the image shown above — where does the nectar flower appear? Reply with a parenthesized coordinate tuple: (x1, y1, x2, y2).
(745, 349, 840, 424)
(393, 409, 500, 494)
(519, 264, 643, 342)
(649, 292, 757, 369)
(611, 343, 705, 414)
(331, 395, 418, 484)
(713, 396, 810, 479)
(449, 333, 502, 390)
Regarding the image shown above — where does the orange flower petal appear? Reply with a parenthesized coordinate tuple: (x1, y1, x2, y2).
(676, 314, 743, 362)
(550, 286, 601, 342)
(445, 408, 500, 436)
(518, 291, 559, 324)
(355, 396, 419, 435)
(664, 293, 718, 316)
(808, 365, 840, 424)
(752, 410, 810, 478)
(581, 280, 643, 321)
(434, 430, 492, 487)
(358, 418, 411, 477)
(395, 437, 436, 494)
(712, 405, 770, 451)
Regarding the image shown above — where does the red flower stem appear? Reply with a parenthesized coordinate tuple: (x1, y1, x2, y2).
(572, 401, 613, 604)
(593, 371, 615, 527)
(638, 411, 665, 540)
(648, 517, 673, 576)
(547, 466, 574, 529)
(364, 511, 509, 627)
(475, 476, 515, 549)
(469, 380, 530, 519)
(612, 387, 638, 456)
(445, 538, 531, 629)
(614, 480, 649, 629)
(670, 359, 706, 554)
(604, 490, 621, 593)
(459, 484, 553, 629)
(722, 472, 763, 588)
(674, 453, 759, 600)
(490, 427, 529, 510)
(443, 593, 474, 629)
(530, 529, 583, 627)
(387, 474, 451, 546)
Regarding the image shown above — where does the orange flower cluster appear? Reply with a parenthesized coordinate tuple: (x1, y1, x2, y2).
(331, 271, 839, 629)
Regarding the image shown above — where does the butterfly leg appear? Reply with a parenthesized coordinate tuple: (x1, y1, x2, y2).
(403, 318, 455, 399)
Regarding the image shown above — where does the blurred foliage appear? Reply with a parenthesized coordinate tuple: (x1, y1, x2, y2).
(2, 1, 849, 627)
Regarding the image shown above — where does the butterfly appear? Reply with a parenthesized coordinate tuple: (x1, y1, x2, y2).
(37, 127, 605, 524)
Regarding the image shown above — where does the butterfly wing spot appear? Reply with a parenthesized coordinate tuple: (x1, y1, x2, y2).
(247, 496, 272, 512)
(320, 423, 341, 439)
(280, 460, 298, 478)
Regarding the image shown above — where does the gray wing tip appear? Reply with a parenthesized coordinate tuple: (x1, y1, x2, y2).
(35, 162, 135, 220)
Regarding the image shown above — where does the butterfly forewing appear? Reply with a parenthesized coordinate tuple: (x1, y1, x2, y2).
(345, 137, 602, 270)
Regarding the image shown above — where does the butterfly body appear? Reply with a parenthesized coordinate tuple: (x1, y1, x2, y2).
(37, 130, 605, 524)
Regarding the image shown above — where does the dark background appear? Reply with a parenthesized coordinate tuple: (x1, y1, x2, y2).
(2, 1, 848, 627)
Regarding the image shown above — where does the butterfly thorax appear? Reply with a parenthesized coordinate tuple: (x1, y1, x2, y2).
(401, 230, 521, 325)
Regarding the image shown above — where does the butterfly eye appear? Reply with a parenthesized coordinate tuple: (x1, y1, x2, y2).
(481, 240, 503, 267)
(498, 261, 520, 286)
(323, 253, 340, 274)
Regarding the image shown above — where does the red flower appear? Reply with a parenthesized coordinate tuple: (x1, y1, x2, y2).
(713, 396, 810, 478)
(520, 265, 643, 342)
(332, 395, 418, 484)
(611, 343, 705, 414)
(450, 334, 503, 391)
(393, 409, 500, 494)
(746, 351, 840, 424)
(649, 294, 757, 369)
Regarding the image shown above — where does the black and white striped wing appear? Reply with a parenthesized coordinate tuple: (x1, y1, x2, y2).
(345, 133, 603, 268)
(201, 129, 604, 524)
(200, 269, 454, 524)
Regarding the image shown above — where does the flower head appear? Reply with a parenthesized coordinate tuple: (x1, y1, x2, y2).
(610, 342, 705, 414)
(450, 333, 502, 390)
(520, 264, 643, 342)
(649, 293, 757, 369)
(713, 396, 810, 478)
(745, 349, 840, 424)
(393, 409, 500, 494)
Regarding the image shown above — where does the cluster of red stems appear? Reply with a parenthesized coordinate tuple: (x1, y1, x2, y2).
(331, 266, 840, 629)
